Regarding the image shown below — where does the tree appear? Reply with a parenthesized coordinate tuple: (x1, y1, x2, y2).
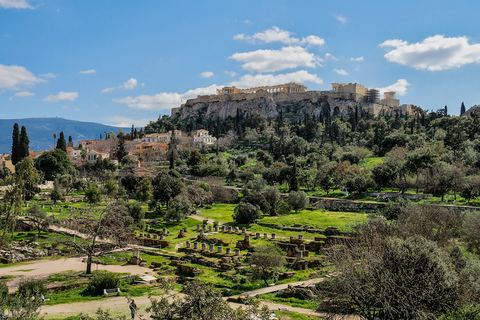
(461, 101, 466, 115)
(263, 186, 281, 215)
(11, 123, 20, 165)
(250, 243, 286, 286)
(0, 279, 45, 320)
(165, 195, 194, 221)
(70, 205, 134, 274)
(152, 169, 185, 208)
(326, 236, 458, 320)
(134, 178, 152, 204)
(50, 180, 63, 204)
(27, 204, 48, 234)
(287, 191, 309, 213)
(56, 131, 67, 152)
(35, 149, 73, 181)
(232, 201, 261, 224)
(124, 201, 145, 230)
(461, 210, 480, 254)
(15, 157, 40, 201)
(19, 125, 30, 161)
(116, 136, 128, 163)
(85, 184, 102, 205)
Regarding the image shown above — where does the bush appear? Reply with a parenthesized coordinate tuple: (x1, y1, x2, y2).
(232, 201, 261, 224)
(87, 271, 120, 296)
(17, 278, 47, 297)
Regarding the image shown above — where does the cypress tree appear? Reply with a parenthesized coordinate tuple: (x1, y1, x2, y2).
(11, 123, 20, 165)
(289, 160, 299, 192)
(461, 102, 466, 115)
(19, 126, 30, 161)
(56, 131, 67, 152)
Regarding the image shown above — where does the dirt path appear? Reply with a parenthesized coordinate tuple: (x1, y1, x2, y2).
(1, 255, 154, 293)
(189, 213, 217, 225)
(40, 292, 358, 320)
(228, 276, 332, 299)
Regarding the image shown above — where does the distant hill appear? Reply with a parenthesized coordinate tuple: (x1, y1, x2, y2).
(0, 117, 130, 154)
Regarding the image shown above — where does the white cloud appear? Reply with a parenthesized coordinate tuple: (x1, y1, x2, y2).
(40, 73, 57, 78)
(107, 116, 153, 128)
(350, 56, 364, 62)
(79, 69, 96, 74)
(101, 87, 115, 93)
(229, 70, 323, 87)
(335, 14, 347, 24)
(43, 91, 78, 102)
(230, 46, 322, 73)
(201, 71, 214, 78)
(376, 79, 410, 97)
(333, 68, 349, 76)
(224, 71, 237, 77)
(325, 53, 339, 61)
(0, 0, 33, 9)
(0, 64, 46, 90)
(114, 84, 219, 111)
(102, 78, 138, 93)
(121, 78, 137, 89)
(380, 35, 480, 71)
(234, 27, 324, 46)
(62, 105, 69, 109)
(9, 90, 34, 101)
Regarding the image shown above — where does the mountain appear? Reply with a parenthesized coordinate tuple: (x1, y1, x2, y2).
(0, 117, 130, 154)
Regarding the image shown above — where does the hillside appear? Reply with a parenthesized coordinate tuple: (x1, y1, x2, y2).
(0, 117, 129, 154)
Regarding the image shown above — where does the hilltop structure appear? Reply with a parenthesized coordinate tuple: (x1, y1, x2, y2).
(171, 82, 421, 122)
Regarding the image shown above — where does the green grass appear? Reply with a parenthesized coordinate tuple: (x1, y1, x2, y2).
(258, 292, 319, 310)
(259, 209, 367, 231)
(359, 156, 384, 169)
(198, 203, 236, 223)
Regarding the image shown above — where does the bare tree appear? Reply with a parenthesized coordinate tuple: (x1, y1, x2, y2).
(69, 204, 134, 274)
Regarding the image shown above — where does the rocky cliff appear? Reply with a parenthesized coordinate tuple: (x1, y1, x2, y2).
(173, 90, 364, 122)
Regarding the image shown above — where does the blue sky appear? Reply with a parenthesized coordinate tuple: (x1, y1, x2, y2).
(1, 0, 480, 127)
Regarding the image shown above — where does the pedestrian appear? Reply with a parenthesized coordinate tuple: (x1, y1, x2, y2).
(129, 299, 137, 319)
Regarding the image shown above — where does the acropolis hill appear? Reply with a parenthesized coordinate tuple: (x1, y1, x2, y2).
(171, 82, 422, 122)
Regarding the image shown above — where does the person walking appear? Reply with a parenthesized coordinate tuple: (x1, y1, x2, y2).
(129, 299, 137, 319)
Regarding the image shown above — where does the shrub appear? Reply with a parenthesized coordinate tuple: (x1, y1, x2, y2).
(17, 278, 47, 297)
(87, 271, 120, 296)
(232, 201, 261, 224)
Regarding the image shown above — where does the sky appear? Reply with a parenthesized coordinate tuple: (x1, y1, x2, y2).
(1, 0, 480, 127)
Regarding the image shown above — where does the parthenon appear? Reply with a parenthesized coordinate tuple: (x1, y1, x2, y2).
(217, 82, 307, 95)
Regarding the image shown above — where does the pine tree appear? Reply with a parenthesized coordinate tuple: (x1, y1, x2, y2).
(56, 131, 67, 152)
(11, 123, 20, 165)
(461, 102, 466, 115)
(19, 126, 30, 161)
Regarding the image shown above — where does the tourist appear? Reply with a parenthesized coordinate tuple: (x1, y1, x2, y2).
(129, 299, 137, 319)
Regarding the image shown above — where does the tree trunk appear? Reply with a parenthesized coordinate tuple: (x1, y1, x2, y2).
(86, 255, 92, 274)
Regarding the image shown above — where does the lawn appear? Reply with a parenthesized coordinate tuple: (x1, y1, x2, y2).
(259, 209, 367, 231)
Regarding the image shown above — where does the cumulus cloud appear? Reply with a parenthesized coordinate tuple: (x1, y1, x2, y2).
(114, 84, 219, 111)
(230, 46, 322, 73)
(333, 68, 349, 76)
(0, 64, 46, 90)
(335, 14, 347, 23)
(351, 56, 364, 62)
(234, 27, 325, 46)
(224, 71, 237, 77)
(102, 78, 138, 93)
(9, 90, 34, 101)
(107, 115, 153, 128)
(121, 78, 137, 89)
(43, 91, 78, 102)
(229, 70, 323, 87)
(0, 0, 33, 9)
(376, 79, 410, 96)
(79, 69, 96, 74)
(40, 73, 57, 78)
(380, 35, 480, 71)
(201, 71, 214, 78)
